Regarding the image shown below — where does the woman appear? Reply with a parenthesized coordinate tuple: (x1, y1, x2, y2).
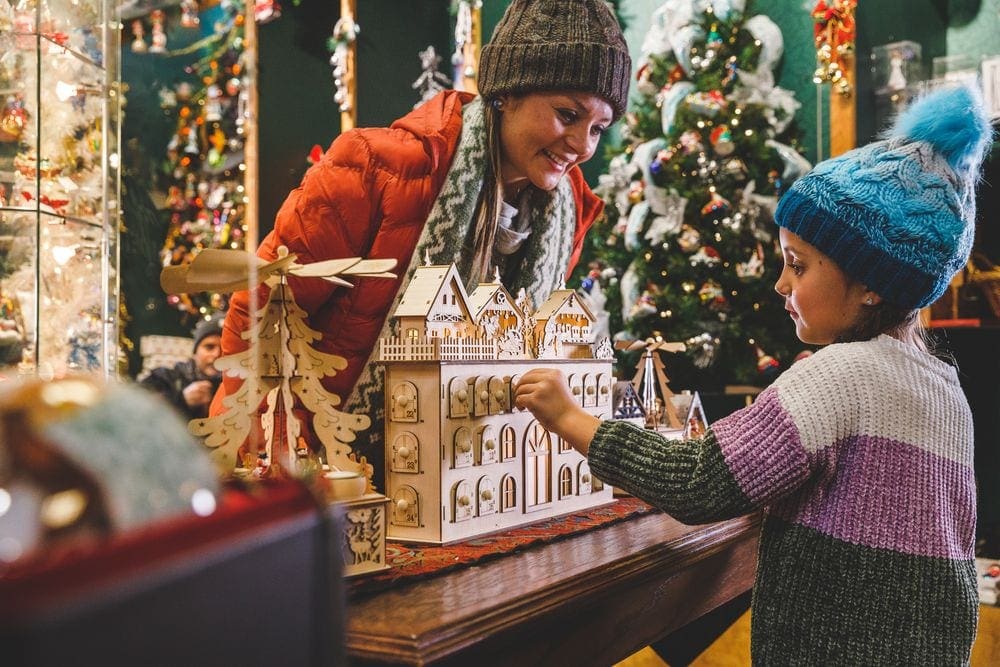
(213, 0, 631, 472)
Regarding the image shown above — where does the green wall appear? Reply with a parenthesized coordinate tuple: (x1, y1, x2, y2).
(257, 1, 451, 239)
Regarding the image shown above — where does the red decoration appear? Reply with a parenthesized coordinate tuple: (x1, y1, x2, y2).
(812, 0, 857, 94)
(755, 345, 780, 379)
(308, 144, 323, 165)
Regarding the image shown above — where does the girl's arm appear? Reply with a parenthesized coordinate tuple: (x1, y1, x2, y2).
(515, 367, 810, 525)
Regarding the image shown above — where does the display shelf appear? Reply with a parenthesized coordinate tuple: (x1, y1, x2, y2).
(0, 0, 121, 377)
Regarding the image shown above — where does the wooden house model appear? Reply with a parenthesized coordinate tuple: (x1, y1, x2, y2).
(378, 264, 616, 544)
(611, 383, 708, 441)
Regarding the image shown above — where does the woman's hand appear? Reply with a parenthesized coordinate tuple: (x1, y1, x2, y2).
(513, 368, 601, 455)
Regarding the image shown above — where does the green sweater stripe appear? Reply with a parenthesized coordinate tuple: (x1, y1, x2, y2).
(589, 421, 754, 524)
(752, 514, 978, 665)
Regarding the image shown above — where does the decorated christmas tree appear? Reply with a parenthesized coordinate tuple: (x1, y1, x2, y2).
(582, 0, 811, 389)
(136, 1, 250, 325)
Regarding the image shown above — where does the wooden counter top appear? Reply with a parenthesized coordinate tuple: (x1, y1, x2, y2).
(346, 510, 760, 666)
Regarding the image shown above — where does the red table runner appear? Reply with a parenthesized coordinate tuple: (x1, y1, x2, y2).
(347, 497, 657, 598)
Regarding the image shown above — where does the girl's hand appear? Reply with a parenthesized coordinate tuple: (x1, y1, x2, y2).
(514, 368, 600, 455)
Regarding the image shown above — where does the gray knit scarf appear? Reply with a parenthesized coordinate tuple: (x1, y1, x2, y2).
(344, 98, 577, 480)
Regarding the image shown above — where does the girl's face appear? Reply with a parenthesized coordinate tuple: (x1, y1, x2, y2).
(774, 228, 877, 345)
(497, 90, 612, 200)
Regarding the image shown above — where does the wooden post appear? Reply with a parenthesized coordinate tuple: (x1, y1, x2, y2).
(339, 0, 358, 131)
(456, 1, 482, 94)
(242, 2, 259, 250)
(829, 56, 856, 157)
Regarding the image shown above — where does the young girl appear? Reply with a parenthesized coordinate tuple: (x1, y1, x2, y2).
(515, 85, 992, 664)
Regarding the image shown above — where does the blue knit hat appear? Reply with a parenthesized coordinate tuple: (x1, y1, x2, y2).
(774, 85, 993, 309)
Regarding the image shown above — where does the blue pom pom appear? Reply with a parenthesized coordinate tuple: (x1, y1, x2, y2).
(889, 85, 993, 173)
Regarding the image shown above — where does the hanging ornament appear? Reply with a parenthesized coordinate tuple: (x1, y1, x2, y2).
(183, 124, 199, 156)
(677, 224, 701, 253)
(329, 13, 360, 117)
(699, 281, 727, 311)
(130, 19, 147, 53)
(636, 62, 658, 97)
(643, 194, 687, 245)
(690, 246, 721, 267)
(626, 180, 645, 205)
(629, 291, 658, 320)
(706, 24, 723, 49)
(812, 0, 857, 95)
(767, 169, 783, 197)
(678, 130, 703, 155)
(668, 64, 686, 84)
(685, 90, 727, 117)
(709, 124, 735, 156)
(148, 10, 167, 54)
(255, 0, 282, 24)
(700, 191, 731, 219)
(451, 0, 480, 90)
(755, 345, 781, 383)
(206, 126, 227, 169)
(722, 57, 739, 87)
(180, 0, 201, 28)
(722, 157, 747, 177)
(736, 243, 766, 281)
(686, 333, 720, 369)
(0, 96, 26, 143)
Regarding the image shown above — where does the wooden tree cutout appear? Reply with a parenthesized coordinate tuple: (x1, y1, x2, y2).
(161, 246, 396, 478)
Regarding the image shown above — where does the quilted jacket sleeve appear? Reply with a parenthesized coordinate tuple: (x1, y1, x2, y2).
(217, 129, 387, 404)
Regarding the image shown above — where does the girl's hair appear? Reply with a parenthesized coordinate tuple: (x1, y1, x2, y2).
(837, 301, 932, 353)
(470, 101, 508, 281)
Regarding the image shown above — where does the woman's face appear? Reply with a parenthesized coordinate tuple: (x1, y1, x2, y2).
(497, 90, 612, 199)
(774, 227, 876, 345)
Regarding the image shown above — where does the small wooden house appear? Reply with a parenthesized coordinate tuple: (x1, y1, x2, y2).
(532, 289, 597, 359)
(379, 264, 615, 545)
(395, 264, 476, 340)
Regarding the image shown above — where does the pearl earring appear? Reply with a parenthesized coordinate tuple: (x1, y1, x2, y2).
(865, 297, 873, 305)
(492, 99, 503, 111)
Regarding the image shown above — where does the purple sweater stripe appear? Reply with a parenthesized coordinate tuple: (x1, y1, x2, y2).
(713, 389, 809, 505)
(773, 435, 976, 559)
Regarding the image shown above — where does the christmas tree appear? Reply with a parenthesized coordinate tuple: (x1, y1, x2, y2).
(143, 2, 250, 326)
(582, 0, 811, 389)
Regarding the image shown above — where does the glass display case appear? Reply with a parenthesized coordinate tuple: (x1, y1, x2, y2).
(870, 40, 923, 133)
(0, 0, 120, 378)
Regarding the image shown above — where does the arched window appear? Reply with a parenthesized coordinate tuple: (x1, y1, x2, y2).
(524, 421, 551, 510)
(500, 475, 517, 512)
(558, 465, 573, 499)
(500, 424, 517, 461)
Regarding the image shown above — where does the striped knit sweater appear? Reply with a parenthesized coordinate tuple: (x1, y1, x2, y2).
(588, 335, 978, 665)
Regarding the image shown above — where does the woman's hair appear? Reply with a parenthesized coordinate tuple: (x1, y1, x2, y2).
(469, 101, 507, 281)
(837, 301, 932, 353)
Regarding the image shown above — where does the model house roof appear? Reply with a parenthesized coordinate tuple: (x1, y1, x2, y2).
(533, 289, 596, 323)
(395, 264, 472, 318)
(467, 280, 523, 321)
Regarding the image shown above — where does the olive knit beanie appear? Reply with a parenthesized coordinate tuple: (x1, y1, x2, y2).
(774, 85, 993, 309)
(478, 0, 631, 119)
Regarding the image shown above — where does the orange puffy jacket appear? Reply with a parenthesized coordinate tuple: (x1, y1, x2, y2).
(212, 91, 603, 417)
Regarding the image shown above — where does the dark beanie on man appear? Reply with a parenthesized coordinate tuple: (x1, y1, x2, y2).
(192, 315, 223, 352)
(478, 0, 631, 119)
